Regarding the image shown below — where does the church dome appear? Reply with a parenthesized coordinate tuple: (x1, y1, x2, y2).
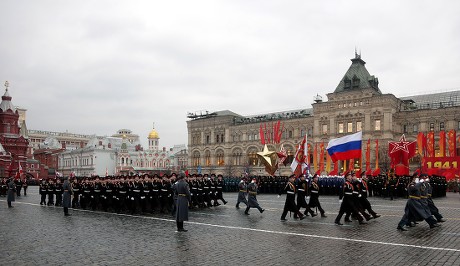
(148, 128, 159, 139)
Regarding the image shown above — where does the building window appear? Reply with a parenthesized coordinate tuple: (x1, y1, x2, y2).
(248, 134, 253, 141)
(300, 129, 306, 137)
(403, 125, 408, 133)
(430, 123, 434, 131)
(413, 124, 418, 133)
(375, 120, 381, 131)
(206, 135, 210, 144)
(322, 124, 328, 135)
(248, 151, 258, 166)
(288, 130, 293, 138)
(356, 121, 362, 132)
(347, 122, 353, 133)
(216, 150, 224, 166)
(458, 121, 460, 130)
(216, 135, 220, 143)
(440, 122, 445, 131)
(338, 123, 344, 133)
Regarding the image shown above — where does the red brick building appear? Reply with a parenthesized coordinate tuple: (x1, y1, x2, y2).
(0, 81, 29, 177)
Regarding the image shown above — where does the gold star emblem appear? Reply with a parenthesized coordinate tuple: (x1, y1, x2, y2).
(257, 144, 278, 175)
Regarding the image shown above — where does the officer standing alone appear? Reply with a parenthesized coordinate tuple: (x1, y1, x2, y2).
(175, 173, 191, 232)
(63, 176, 72, 216)
(7, 177, 16, 208)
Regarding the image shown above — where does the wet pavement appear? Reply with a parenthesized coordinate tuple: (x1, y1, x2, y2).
(1, 186, 460, 265)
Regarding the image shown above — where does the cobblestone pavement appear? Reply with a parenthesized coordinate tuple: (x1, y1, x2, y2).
(1, 187, 460, 266)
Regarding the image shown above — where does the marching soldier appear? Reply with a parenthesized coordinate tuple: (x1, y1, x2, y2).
(236, 177, 248, 209)
(244, 178, 265, 215)
(214, 174, 228, 205)
(309, 174, 327, 217)
(279, 174, 305, 221)
(296, 175, 315, 217)
(335, 172, 366, 225)
(397, 175, 439, 231)
(420, 174, 446, 223)
(358, 176, 380, 219)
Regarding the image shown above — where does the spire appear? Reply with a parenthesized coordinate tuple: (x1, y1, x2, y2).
(1, 80, 15, 112)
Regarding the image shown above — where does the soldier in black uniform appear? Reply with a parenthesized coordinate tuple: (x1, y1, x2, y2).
(39, 179, 48, 205)
(309, 174, 327, 217)
(214, 174, 228, 205)
(47, 179, 55, 206)
(358, 176, 380, 219)
(15, 178, 22, 197)
(22, 179, 28, 196)
(55, 178, 63, 206)
(279, 175, 305, 221)
(71, 178, 81, 208)
(296, 175, 315, 217)
(335, 172, 366, 225)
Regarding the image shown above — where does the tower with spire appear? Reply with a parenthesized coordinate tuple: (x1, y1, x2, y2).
(0, 81, 29, 177)
(148, 122, 160, 151)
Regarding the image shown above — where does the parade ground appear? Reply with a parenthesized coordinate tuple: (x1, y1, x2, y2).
(1, 187, 460, 266)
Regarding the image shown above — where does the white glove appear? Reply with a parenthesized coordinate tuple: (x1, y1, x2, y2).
(420, 179, 424, 183)
(277, 195, 280, 198)
(358, 194, 362, 198)
(339, 199, 343, 203)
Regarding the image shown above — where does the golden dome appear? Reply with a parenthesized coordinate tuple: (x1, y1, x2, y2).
(148, 129, 159, 139)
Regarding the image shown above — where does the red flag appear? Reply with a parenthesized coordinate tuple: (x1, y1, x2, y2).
(439, 131, 446, 157)
(329, 160, 338, 176)
(365, 139, 371, 172)
(427, 131, 435, 157)
(277, 144, 288, 166)
(290, 135, 308, 177)
(375, 139, 379, 171)
(313, 143, 318, 173)
(417, 132, 426, 157)
(259, 124, 265, 145)
(185, 170, 189, 177)
(448, 130, 456, 157)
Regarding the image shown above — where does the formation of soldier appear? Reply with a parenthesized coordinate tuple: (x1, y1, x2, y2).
(227, 174, 447, 199)
(37, 173, 227, 215)
(397, 173, 446, 231)
(335, 171, 381, 225)
(0, 178, 28, 197)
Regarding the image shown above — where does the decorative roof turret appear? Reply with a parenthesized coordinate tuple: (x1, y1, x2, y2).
(334, 51, 381, 94)
(0, 81, 17, 112)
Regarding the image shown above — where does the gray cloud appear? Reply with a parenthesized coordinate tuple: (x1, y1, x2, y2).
(1, 0, 459, 148)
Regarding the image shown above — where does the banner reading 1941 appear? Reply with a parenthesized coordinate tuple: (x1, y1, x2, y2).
(422, 156, 460, 179)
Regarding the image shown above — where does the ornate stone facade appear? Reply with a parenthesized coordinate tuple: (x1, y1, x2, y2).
(187, 54, 460, 176)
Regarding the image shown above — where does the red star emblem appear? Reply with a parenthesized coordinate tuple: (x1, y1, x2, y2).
(389, 135, 413, 154)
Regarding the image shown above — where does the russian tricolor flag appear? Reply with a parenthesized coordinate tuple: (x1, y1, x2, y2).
(326, 131, 362, 162)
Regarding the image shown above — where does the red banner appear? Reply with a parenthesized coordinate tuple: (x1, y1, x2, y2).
(422, 156, 460, 180)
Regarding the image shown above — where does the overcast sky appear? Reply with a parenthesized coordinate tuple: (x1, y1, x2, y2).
(1, 0, 459, 149)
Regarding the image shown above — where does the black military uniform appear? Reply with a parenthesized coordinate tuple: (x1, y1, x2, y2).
(280, 175, 305, 221)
